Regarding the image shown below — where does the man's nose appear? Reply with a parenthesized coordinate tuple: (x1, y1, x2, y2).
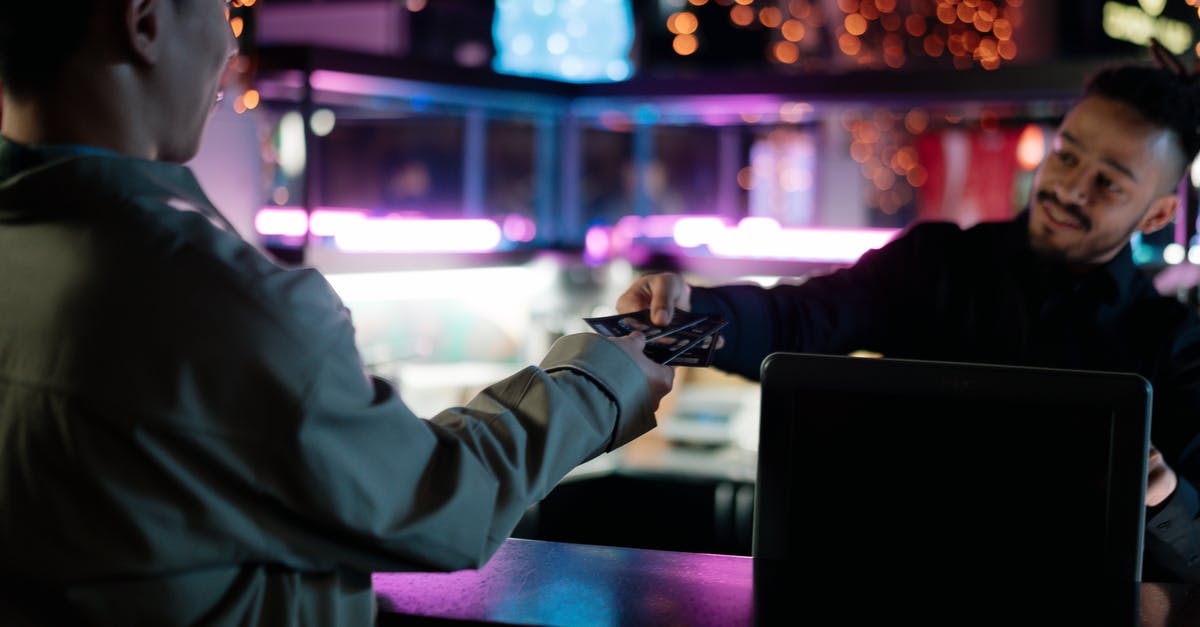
(1056, 165, 1092, 205)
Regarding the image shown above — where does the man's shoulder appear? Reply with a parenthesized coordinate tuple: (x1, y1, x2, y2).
(20, 156, 341, 327)
(902, 217, 1019, 239)
(887, 218, 1021, 256)
(1129, 285, 1198, 326)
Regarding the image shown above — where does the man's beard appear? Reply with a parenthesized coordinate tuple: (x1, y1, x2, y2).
(1027, 190, 1089, 264)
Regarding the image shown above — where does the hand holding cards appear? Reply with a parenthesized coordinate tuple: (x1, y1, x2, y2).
(584, 309, 728, 366)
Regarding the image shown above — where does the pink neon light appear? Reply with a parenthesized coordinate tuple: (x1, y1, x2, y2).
(584, 225, 612, 263)
(309, 71, 393, 97)
(590, 214, 897, 263)
(334, 218, 502, 252)
(502, 214, 537, 243)
(255, 205, 896, 260)
(706, 219, 898, 262)
(614, 213, 720, 240)
(639, 214, 688, 238)
(611, 217, 640, 253)
(255, 207, 309, 237)
(673, 217, 729, 248)
(309, 209, 369, 237)
(256, 207, 507, 253)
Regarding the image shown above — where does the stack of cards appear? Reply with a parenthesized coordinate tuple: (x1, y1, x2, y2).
(583, 309, 728, 367)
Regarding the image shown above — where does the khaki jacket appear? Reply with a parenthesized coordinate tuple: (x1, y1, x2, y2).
(0, 139, 656, 625)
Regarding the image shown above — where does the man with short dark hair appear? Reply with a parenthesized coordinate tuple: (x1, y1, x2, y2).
(0, 1, 675, 624)
(620, 60, 1200, 583)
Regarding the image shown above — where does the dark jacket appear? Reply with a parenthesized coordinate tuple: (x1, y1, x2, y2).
(692, 216, 1200, 583)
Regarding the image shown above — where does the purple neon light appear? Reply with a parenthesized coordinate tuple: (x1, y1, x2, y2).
(255, 207, 897, 260)
(584, 226, 611, 265)
(255, 207, 309, 237)
(308, 208, 371, 237)
(308, 70, 392, 97)
(502, 214, 537, 243)
(672, 216, 729, 248)
(703, 218, 898, 262)
(334, 218, 502, 252)
(590, 214, 897, 263)
(255, 207, 504, 253)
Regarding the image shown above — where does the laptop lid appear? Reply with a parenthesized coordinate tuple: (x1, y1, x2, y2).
(752, 352, 1151, 623)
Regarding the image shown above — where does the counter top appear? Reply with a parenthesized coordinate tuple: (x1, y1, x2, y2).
(373, 538, 1200, 627)
(373, 539, 752, 626)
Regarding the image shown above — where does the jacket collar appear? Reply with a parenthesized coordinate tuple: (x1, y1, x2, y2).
(0, 136, 237, 234)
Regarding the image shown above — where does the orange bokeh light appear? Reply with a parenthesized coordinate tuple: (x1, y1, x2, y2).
(838, 33, 863, 55)
(242, 89, 260, 110)
(773, 41, 800, 64)
(904, 109, 929, 134)
(905, 14, 927, 36)
(782, 19, 807, 42)
(1016, 124, 1045, 170)
(730, 5, 755, 26)
(759, 6, 783, 28)
(673, 34, 699, 55)
(845, 13, 868, 35)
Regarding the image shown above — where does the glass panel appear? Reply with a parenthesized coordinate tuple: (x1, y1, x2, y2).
(582, 128, 634, 226)
(485, 118, 537, 219)
(652, 125, 722, 216)
(743, 124, 819, 226)
(260, 107, 307, 211)
(318, 113, 465, 214)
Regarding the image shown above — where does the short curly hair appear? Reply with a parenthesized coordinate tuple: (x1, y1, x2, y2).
(1084, 64, 1200, 170)
(0, 1, 98, 98)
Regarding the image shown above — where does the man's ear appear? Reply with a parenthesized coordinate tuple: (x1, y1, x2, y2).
(124, 0, 163, 65)
(1138, 194, 1179, 235)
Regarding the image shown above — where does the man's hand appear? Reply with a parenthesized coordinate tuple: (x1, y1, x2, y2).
(605, 332, 675, 411)
(1147, 443, 1179, 508)
(616, 272, 692, 327)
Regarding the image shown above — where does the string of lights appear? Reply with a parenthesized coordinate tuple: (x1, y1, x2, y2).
(667, 0, 1024, 71)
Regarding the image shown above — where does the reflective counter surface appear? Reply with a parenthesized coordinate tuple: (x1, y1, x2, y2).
(373, 538, 1200, 626)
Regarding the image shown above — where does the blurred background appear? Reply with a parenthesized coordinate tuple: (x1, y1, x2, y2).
(190, 0, 1200, 555)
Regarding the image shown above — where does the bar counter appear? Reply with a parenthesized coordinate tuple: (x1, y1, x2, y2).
(373, 538, 1200, 626)
(374, 538, 750, 626)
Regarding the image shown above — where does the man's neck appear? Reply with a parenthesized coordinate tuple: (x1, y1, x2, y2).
(1, 75, 155, 160)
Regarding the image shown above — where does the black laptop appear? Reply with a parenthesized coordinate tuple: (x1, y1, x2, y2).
(752, 352, 1151, 626)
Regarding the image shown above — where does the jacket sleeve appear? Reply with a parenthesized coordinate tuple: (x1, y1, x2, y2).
(189, 268, 657, 575)
(689, 222, 953, 381)
(1138, 303, 1200, 583)
(1146, 477, 1200, 583)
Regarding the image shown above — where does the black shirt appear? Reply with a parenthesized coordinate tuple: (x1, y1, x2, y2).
(691, 215, 1200, 582)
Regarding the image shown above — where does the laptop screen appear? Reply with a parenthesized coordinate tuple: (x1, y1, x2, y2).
(752, 352, 1151, 623)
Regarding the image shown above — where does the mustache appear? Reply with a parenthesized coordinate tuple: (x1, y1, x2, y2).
(1035, 191, 1090, 230)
